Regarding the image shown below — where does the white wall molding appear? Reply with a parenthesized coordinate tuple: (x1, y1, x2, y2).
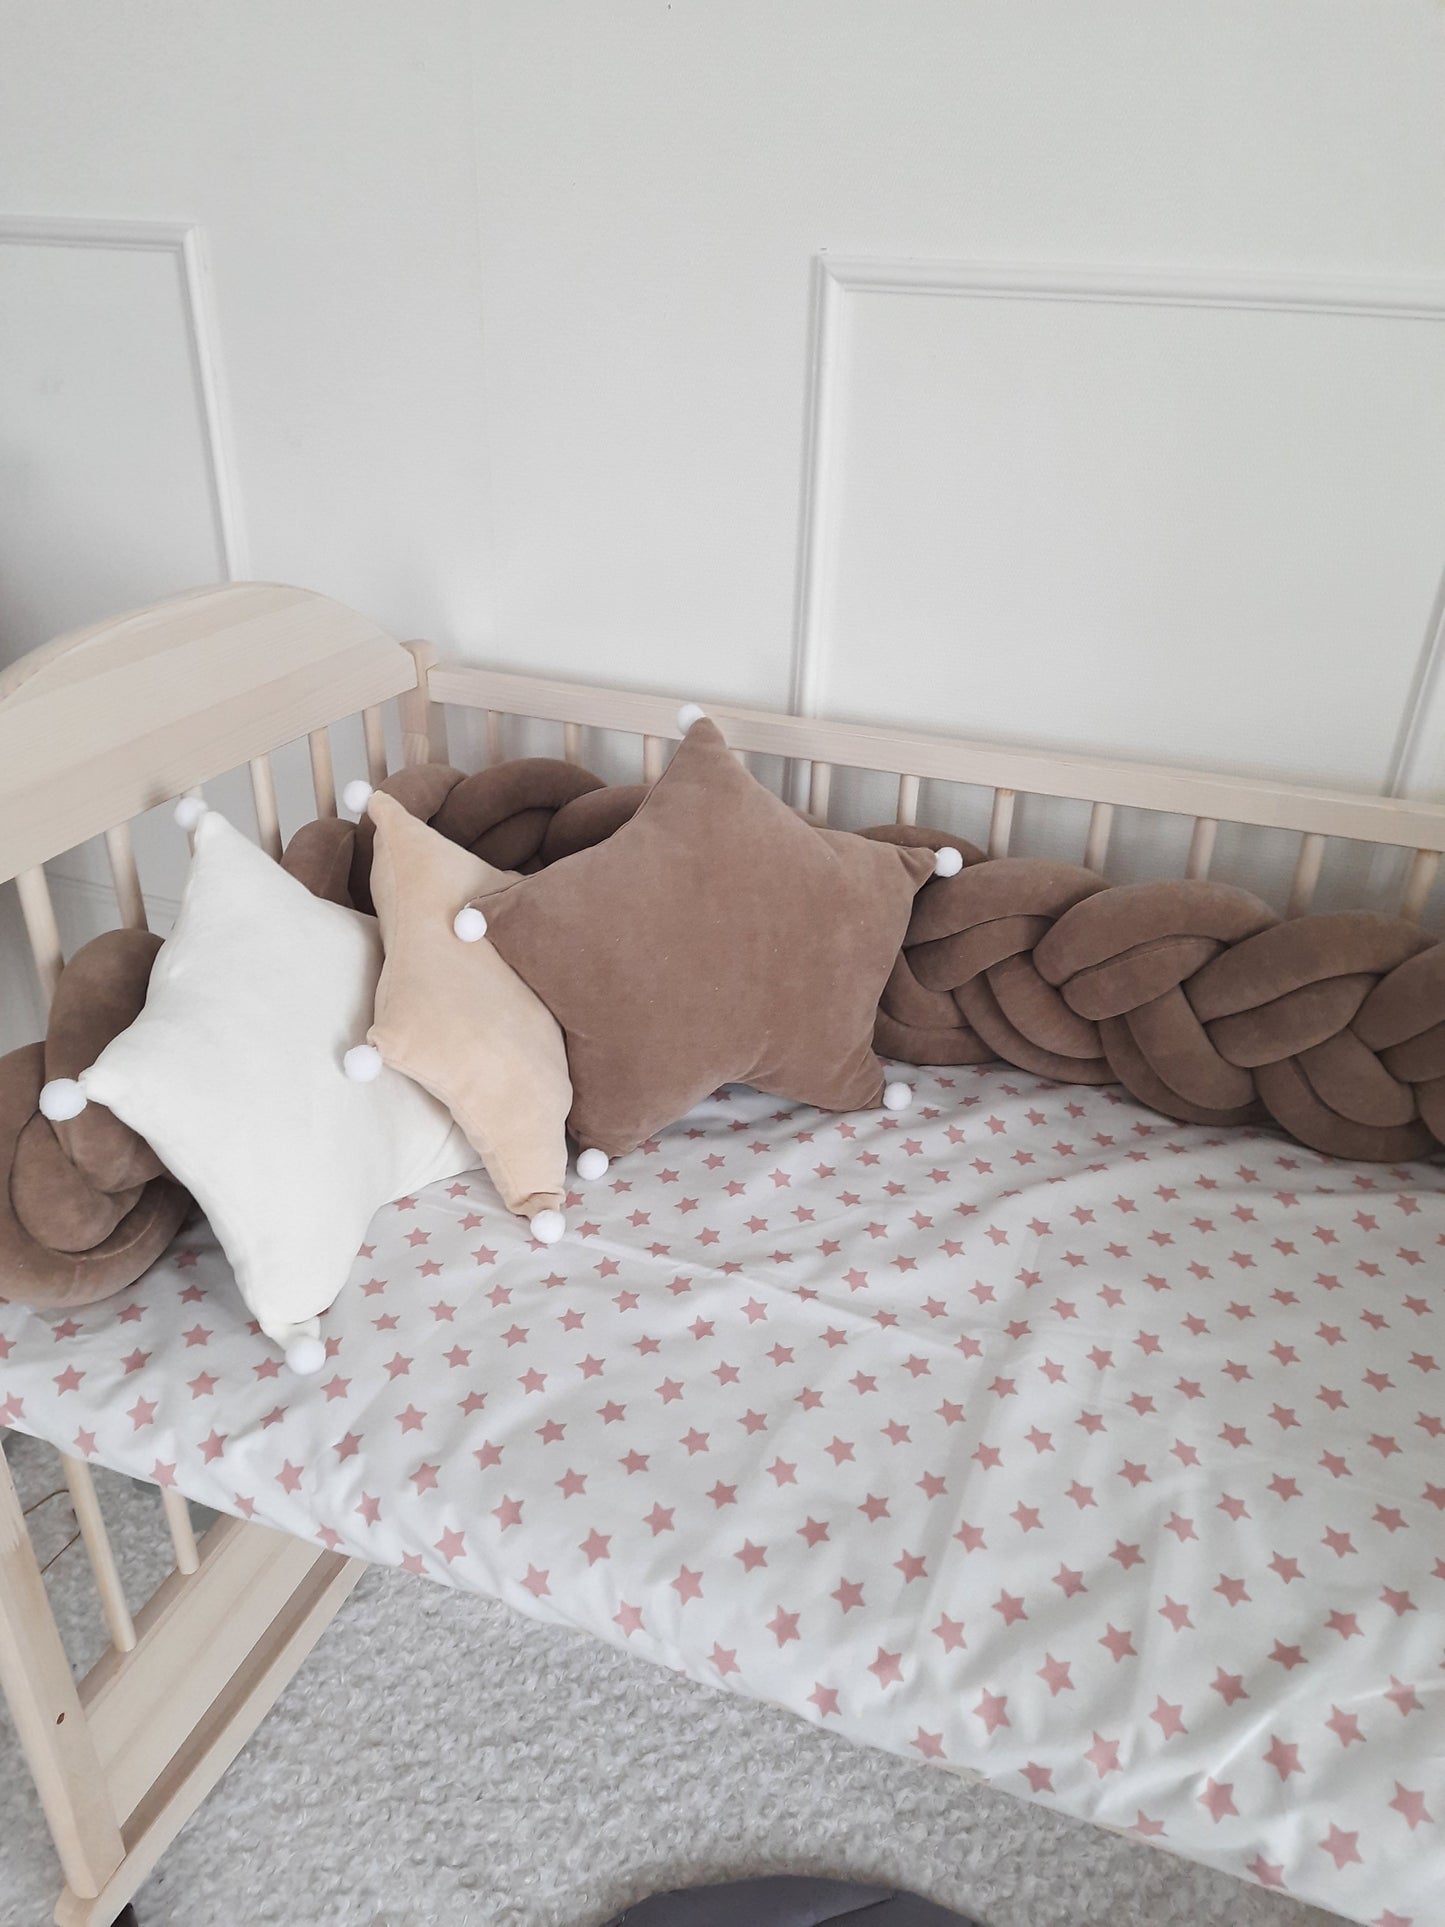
(790, 256, 1445, 798)
(0, 215, 249, 582)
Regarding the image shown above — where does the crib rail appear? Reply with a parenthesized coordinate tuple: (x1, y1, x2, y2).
(427, 662, 1445, 924)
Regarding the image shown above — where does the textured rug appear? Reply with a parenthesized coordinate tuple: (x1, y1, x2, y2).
(0, 1433, 1342, 1927)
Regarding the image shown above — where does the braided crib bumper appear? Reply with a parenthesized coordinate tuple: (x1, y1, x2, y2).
(870, 843, 1445, 1163)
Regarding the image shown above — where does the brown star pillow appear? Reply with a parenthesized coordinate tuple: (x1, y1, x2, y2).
(477, 716, 939, 1158)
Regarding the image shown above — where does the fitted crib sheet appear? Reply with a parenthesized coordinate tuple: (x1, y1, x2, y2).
(3, 1064, 1442, 1927)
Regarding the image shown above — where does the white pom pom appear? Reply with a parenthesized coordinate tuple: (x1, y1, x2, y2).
(284, 1335, 326, 1375)
(343, 1044, 383, 1083)
(453, 904, 488, 942)
(933, 845, 964, 878)
(38, 1077, 88, 1121)
(529, 1208, 566, 1245)
(676, 702, 707, 734)
(173, 795, 207, 832)
(882, 1080, 913, 1112)
(576, 1147, 610, 1181)
(342, 779, 374, 814)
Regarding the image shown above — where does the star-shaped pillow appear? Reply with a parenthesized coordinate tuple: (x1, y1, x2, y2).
(364, 790, 572, 1233)
(478, 716, 938, 1157)
(55, 811, 478, 1366)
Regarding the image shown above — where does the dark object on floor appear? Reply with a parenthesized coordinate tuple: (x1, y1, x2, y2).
(110, 1908, 138, 1927)
(601, 1875, 985, 1925)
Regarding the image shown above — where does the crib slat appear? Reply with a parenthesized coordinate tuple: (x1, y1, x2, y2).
(61, 1457, 135, 1653)
(987, 788, 1015, 860)
(1399, 847, 1440, 924)
(808, 761, 833, 823)
(307, 729, 337, 819)
(361, 706, 388, 787)
(643, 734, 665, 783)
(102, 823, 146, 932)
(1083, 801, 1114, 874)
(563, 721, 582, 765)
(16, 864, 64, 1009)
(895, 774, 919, 826)
(160, 1489, 200, 1577)
(0, 1446, 125, 1897)
(485, 712, 504, 767)
(248, 757, 283, 861)
(1185, 816, 1217, 881)
(1286, 831, 1326, 916)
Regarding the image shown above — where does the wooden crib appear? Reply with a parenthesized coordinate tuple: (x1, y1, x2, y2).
(2, 581, 1443, 1925)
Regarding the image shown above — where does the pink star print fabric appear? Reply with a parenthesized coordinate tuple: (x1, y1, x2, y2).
(2, 1066, 1442, 1927)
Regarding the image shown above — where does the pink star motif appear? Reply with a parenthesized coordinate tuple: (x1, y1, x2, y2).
(1020, 1762, 1053, 1793)
(411, 1463, 439, 1493)
(911, 1728, 945, 1760)
(1319, 1825, 1361, 1870)
(1246, 1855, 1285, 1889)
(1037, 1654, 1073, 1696)
(767, 1457, 797, 1486)
(992, 1589, 1027, 1625)
(833, 1578, 865, 1613)
(1385, 1675, 1422, 1716)
(1326, 1705, 1363, 1745)
(126, 1397, 157, 1431)
(356, 1493, 381, 1526)
(1198, 1778, 1236, 1822)
(895, 1550, 927, 1583)
(1262, 1735, 1302, 1779)
(614, 1601, 644, 1637)
(808, 1682, 840, 1718)
(277, 1461, 303, 1494)
(671, 1565, 703, 1603)
(1389, 1783, 1432, 1830)
(768, 1607, 801, 1646)
(435, 1528, 466, 1563)
(493, 1494, 524, 1529)
(1150, 1698, 1186, 1739)
(868, 1647, 904, 1688)
(710, 1645, 739, 1677)
(735, 1539, 767, 1571)
(975, 1690, 1010, 1735)
(797, 1517, 830, 1548)
(555, 1468, 587, 1499)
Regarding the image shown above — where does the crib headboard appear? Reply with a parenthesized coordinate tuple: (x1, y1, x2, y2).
(0, 582, 428, 1006)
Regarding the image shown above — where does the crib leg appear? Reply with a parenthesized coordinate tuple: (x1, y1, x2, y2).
(0, 1447, 125, 1901)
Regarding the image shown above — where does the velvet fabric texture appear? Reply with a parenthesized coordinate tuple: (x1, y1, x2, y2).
(876, 859, 1444, 1161)
(77, 811, 478, 1349)
(0, 931, 187, 1308)
(366, 791, 572, 1218)
(478, 718, 938, 1158)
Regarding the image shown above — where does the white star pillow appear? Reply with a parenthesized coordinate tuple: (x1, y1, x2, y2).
(48, 811, 477, 1368)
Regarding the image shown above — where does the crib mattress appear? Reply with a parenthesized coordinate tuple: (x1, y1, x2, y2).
(3, 1065, 1442, 1927)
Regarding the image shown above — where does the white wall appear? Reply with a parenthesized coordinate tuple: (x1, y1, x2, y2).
(3, 1, 1445, 1038)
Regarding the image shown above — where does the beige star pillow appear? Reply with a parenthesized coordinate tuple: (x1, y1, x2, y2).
(365, 791, 572, 1237)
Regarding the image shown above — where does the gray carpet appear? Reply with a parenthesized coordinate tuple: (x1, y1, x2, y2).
(0, 1432, 1343, 1927)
